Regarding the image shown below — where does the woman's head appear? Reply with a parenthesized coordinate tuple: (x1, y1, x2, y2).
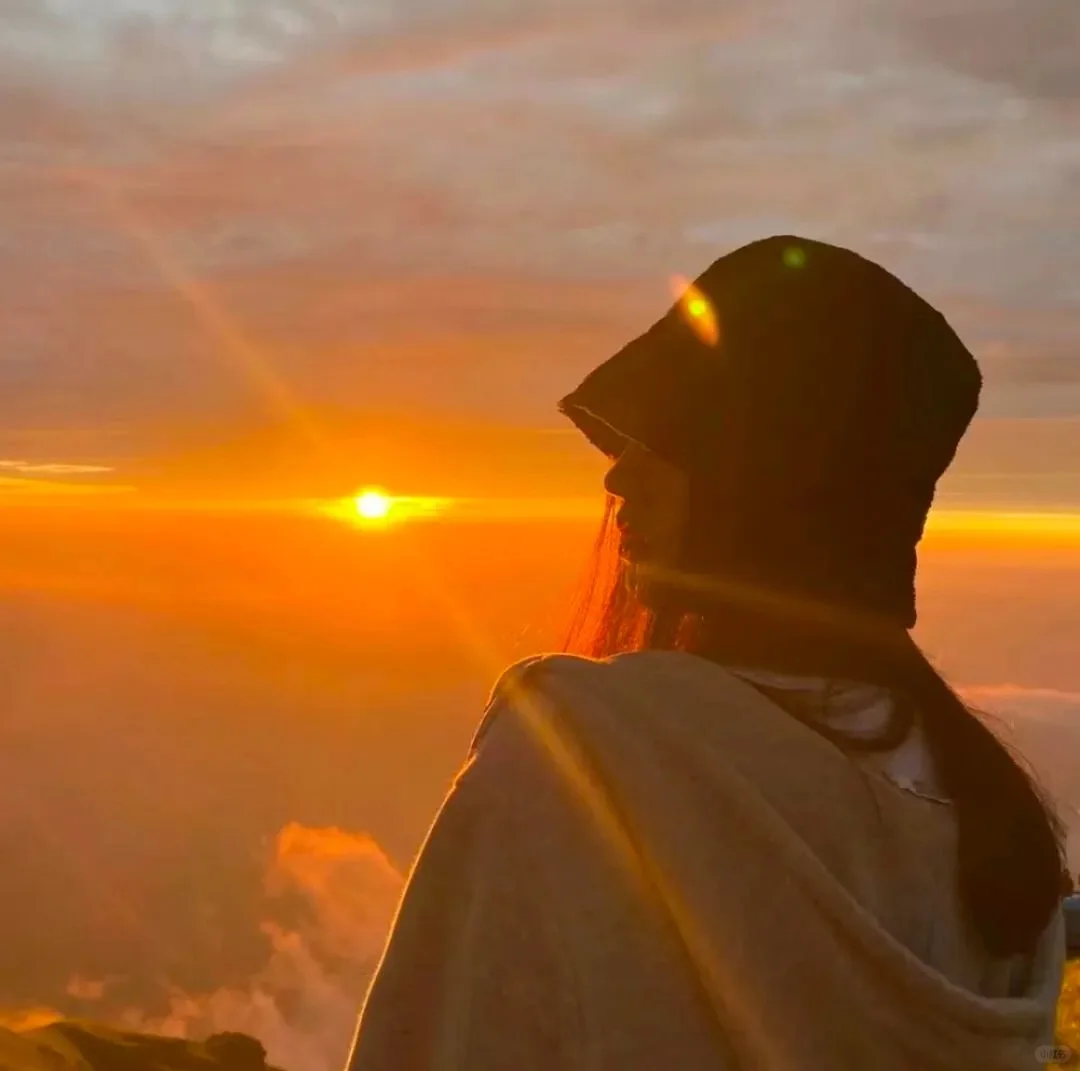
(561, 235, 981, 639)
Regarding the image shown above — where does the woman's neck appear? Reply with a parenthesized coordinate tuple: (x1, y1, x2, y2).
(657, 602, 912, 686)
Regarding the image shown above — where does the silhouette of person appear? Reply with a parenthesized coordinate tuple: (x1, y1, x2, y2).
(345, 236, 1066, 1070)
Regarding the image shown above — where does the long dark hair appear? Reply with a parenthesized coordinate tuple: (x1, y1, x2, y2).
(563, 497, 1067, 960)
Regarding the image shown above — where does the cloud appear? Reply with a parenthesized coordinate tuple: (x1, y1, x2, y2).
(0, 460, 114, 475)
(0, 2, 386, 94)
(0, 824, 403, 1068)
(0, 1006, 63, 1031)
(265, 823, 403, 964)
(65, 975, 110, 1002)
(113, 822, 404, 1071)
(0, 0, 1079, 439)
(0, 476, 135, 498)
(879, 0, 1080, 103)
(933, 303, 1080, 415)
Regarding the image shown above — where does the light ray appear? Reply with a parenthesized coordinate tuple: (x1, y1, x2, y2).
(927, 509, 1080, 538)
(64, 166, 321, 446)
(386, 528, 762, 1061)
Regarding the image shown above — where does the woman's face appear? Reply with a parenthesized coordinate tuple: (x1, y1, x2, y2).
(604, 440, 690, 602)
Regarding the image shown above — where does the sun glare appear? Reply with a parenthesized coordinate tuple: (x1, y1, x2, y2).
(315, 489, 454, 529)
(670, 274, 720, 347)
(355, 489, 393, 521)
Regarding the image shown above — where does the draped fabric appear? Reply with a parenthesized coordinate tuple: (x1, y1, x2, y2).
(346, 651, 1063, 1070)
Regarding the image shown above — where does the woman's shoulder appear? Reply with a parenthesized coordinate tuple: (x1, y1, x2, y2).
(485, 651, 610, 701)
(470, 650, 751, 756)
(486, 649, 741, 697)
(470, 653, 602, 754)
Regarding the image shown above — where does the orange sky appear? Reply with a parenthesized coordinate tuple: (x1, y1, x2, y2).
(2, 3, 1079, 1063)
(0, 2, 1078, 493)
(3, 418, 1079, 1068)
(3, 408, 1080, 507)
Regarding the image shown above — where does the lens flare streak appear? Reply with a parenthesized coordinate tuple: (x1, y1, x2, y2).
(670, 275, 720, 347)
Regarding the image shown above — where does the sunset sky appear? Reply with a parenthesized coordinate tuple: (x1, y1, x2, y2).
(1, 4, 1079, 1069)
(0, 0, 1078, 508)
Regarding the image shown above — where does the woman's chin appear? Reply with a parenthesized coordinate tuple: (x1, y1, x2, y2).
(624, 558, 666, 604)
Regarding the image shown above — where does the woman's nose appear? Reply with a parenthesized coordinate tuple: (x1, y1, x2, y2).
(604, 450, 632, 498)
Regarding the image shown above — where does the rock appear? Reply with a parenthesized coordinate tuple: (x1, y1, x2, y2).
(0, 1021, 286, 1071)
(204, 1032, 268, 1069)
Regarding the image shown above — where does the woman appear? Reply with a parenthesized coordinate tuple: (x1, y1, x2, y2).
(345, 236, 1067, 1070)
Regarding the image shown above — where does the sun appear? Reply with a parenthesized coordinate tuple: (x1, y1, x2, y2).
(316, 488, 451, 529)
(354, 489, 393, 521)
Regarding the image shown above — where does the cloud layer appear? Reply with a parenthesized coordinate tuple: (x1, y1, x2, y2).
(0, 0, 1078, 452)
(114, 822, 404, 1071)
(4, 821, 405, 1071)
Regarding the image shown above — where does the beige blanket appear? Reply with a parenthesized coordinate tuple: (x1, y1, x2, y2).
(346, 650, 1065, 1070)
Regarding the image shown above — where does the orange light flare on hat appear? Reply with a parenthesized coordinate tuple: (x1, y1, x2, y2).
(670, 274, 721, 347)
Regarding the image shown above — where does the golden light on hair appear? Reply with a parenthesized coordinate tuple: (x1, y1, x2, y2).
(670, 274, 720, 347)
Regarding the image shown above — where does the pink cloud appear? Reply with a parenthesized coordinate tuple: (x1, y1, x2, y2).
(114, 822, 404, 1071)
